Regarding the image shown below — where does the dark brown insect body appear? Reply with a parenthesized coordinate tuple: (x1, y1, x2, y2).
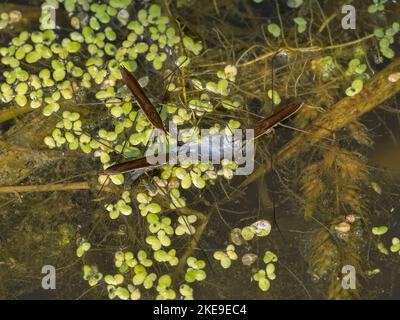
(120, 66, 166, 133)
(253, 100, 304, 139)
(103, 153, 169, 175)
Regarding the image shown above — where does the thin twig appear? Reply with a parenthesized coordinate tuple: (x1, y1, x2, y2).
(0, 182, 90, 193)
(238, 34, 375, 67)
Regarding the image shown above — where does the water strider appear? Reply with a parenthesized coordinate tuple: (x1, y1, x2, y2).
(102, 66, 304, 177)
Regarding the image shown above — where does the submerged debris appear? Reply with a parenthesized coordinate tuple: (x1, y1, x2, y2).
(230, 228, 245, 246)
(252, 220, 272, 237)
(241, 253, 258, 266)
(371, 182, 382, 195)
(388, 72, 400, 82)
(334, 222, 351, 234)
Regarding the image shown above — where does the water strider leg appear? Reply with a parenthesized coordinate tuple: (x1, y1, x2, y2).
(268, 130, 285, 239)
(278, 122, 336, 142)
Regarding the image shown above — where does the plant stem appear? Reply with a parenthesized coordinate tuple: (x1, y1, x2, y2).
(0, 182, 90, 193)
(238, 34, 375, 67)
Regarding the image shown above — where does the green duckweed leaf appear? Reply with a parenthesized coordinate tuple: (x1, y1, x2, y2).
(294, 17, 307, 33)
(267, 89, 281, 105)
(372, 226, 388, 236)
(267, 23, 281, 37)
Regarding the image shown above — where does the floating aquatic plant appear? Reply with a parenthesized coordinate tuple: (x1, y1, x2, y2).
(0, 1, 210, 197)
(114, 250, 137, 272)
(184, 256, 207, 283)
(390, 238, 400, 253)
(268, 89, 281, 106)
(253, 250, 278, 292)
(179, 284, 194, 300)
(377, 242, 389, 255)
(175, 215, 197, 235)
(240, 219, 272, 241)
(345, 58, 369, 97)
(156, 274, 176, 300)
(0, 10, 22, 29)
(368, 0, 387, 14)
(293, 17, 307, 34)
(373, 22, 399, 59)
(83, 265, 103, 287)
(105, 191, 132, 219)
(253, 270, 271, 292)
(267, 24, 281, 38)
(213, 245, 238, 269)
(136, 192, 162, 216)
(76, 239, 91, 257)
(286, 0, 304, 8)
(372, 226, 388, 236)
